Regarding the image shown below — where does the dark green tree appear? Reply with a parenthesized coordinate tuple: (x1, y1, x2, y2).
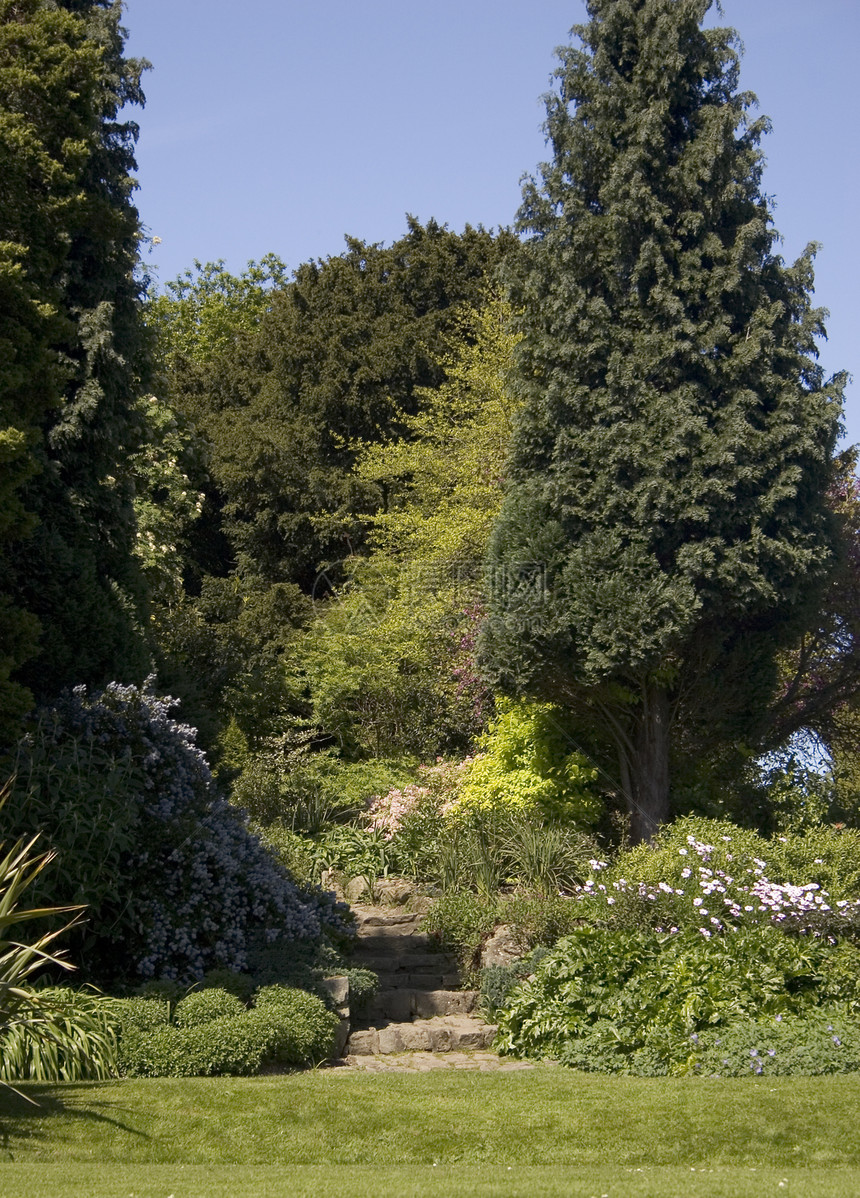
(0, 0, 151, 720)
(480, 0, 846, 842)
(165, 219, 514, 590)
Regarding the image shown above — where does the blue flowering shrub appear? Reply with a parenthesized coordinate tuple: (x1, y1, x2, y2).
(6, 683, 352, 983)
(495, 924, 860, 1075)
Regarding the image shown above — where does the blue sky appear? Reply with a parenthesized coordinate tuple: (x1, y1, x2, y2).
(124, 0, 859, 442)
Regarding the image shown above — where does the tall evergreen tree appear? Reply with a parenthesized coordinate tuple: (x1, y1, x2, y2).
(480, 0, 846, 841)
(0, 0, 150, 723)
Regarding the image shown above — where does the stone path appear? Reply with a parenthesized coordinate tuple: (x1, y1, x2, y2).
(341, 902, 534, 1071)
(335, 1050, 536, 1073)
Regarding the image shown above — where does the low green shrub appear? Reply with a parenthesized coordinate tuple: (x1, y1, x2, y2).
(692, 1009, 860, 1076)
(113, 996, 171, 1035)
(249, 987, 338, 1066)
(342, 968, 378, 1012)
(495, 924, 857, 1074)
(174, 988, 246, 1027)
(118, 989, 337, 1077)
(119, 1015, 265, 1078)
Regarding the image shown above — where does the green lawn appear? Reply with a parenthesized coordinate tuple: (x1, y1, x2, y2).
(1, 1069, 859, 1196)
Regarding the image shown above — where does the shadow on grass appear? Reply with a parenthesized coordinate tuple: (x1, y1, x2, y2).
(0, 1083, 148, 1160)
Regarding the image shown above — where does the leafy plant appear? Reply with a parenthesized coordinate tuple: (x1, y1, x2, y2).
(174, 988, 245, 1028)
(495, 924, 853, 1074)
(0, 788, 118, 1083)
(456, 699, 601, 826)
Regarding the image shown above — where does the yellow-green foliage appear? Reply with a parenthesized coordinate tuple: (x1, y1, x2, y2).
(293, 295, 520, 758)
(358, 295, 520, 566)
(456, 698, 601, 826)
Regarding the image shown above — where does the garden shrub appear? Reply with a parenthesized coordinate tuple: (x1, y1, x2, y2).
(251, 986, 339, 1064)
(495, 924, 857, 1074)
(455, 699, 601, 826)
(342, 968, 378, 1012)
(119, 1015, 266, 1078)
(579, 817, 860, 940)
(174, 987, 245, 1027)
(200, 969, 256, 1003)
(112, 996, 171, 1035)
(118, 989, 337, 1077)
(5, 683, 352, 983)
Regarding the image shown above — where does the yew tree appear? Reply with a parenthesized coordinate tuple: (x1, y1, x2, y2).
(480, 0, 846, 841)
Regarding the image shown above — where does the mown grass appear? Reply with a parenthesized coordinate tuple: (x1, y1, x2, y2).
(1, 1069, 859, 1196)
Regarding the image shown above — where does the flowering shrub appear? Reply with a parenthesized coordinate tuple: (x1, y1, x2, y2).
(7, 683, 351, 983)
(365, 758, 467, 838)
(576, 818, 860, 941)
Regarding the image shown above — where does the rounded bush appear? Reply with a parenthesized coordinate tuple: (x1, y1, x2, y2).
(118, 994, 338, 1077)
(6, 682, 352, 983)
(113, 996, 171, 1035)
(175, 988, 245, 1028)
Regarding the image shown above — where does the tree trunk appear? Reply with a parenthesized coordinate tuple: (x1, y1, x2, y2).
(626, 685, 671, 844)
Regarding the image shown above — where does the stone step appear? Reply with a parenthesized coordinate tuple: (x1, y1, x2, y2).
(355, 909, 425, 929)
(355, 932, 433, 952)
(373, 971, 462, 990)
(350, 951, 458, 974)
(346, 1015, 498, 1056)
(363, 988, 479, 1022)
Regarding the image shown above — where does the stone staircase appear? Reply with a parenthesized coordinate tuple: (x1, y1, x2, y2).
(344, 905, 499, 1057)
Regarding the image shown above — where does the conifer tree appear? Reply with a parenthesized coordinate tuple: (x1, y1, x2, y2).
(480, 0, 846, 841)
(0, 0, 150, 723)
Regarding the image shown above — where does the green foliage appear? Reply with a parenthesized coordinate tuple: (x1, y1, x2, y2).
(0, 986, 118, 1082)
(692, 1010, 860, 1077)
(479, 946, 552, 1019)
(174, 988, 245, 1028)
(251, 985, 340, 1064)
(129, 393, 205, 605)
(482, 0, 846, 840)
(1, 0, 153, 712)
(200, 969, 256, 1004)
(118, 985, 337, 1077)
(422, 888, 584, 977)
(112, 996, 171, 1035)
(295, 295, 518, 761)
(153, 574, 312, 756)
(495, 925, 856, 1074)
(457, 698, 600, 825)
(0, 785, 120, 1083)
(147, 256, 289, 369)
(581, 817, 860, 940)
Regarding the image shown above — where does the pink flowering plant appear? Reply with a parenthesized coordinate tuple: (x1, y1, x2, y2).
(574, 817, 860, 943)
(363, 758, 471, 879)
